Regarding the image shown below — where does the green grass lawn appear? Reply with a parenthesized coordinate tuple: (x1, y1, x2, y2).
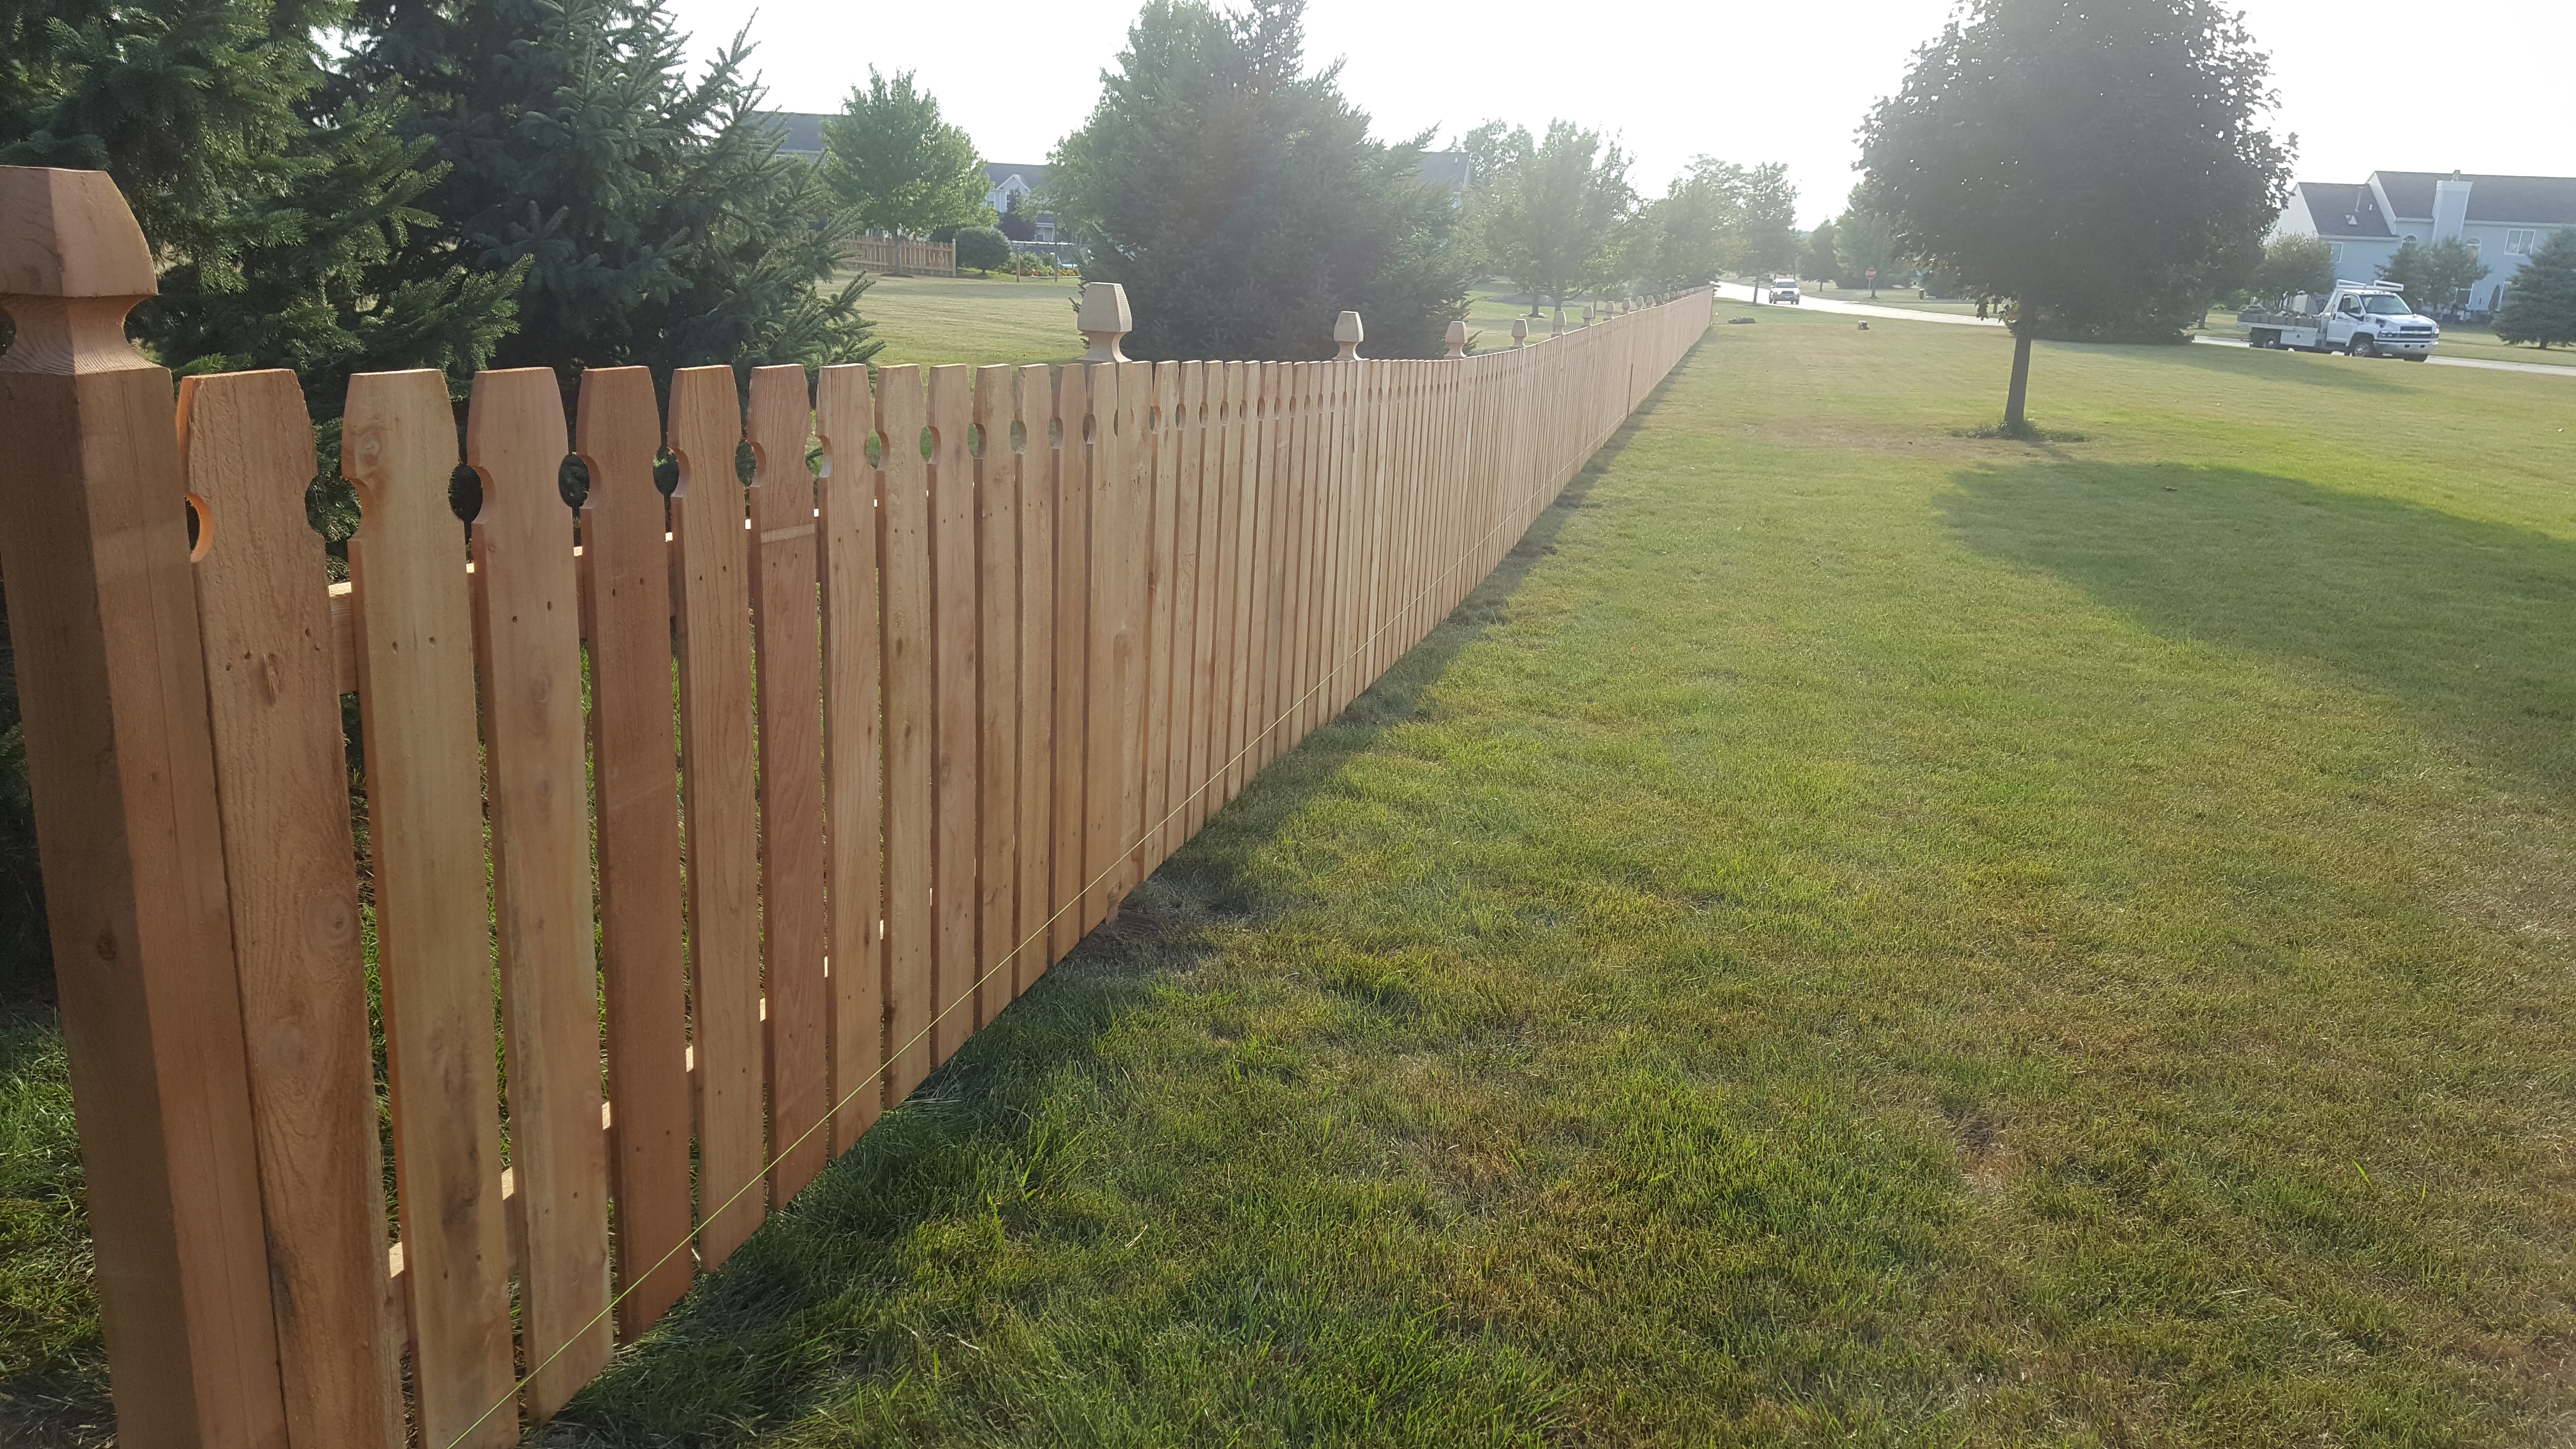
(12, 307, 2576, 1446)
(840, 271, 1089, 369)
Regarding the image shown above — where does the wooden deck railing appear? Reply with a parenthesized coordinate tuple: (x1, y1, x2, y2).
(0, 164, 1713, 1448)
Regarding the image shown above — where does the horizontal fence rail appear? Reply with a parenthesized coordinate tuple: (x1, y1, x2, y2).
(0, 165, 1713, 1448)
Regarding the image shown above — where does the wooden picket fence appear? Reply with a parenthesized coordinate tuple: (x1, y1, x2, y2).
(0, 164, 1712, 1449)
(843, 231, 959, 276)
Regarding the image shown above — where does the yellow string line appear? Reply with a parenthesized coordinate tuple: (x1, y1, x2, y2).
(441, 338, 1678, 1447)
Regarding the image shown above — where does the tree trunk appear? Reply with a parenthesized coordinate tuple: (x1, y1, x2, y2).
(2003, 327, 2034, 432)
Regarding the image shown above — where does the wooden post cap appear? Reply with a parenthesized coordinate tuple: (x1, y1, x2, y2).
(0, 166, 158, 375)
(1333, 310, 1364, 361)
(0, 166, 155, 301)
(1444, 320, 1468, 358)
(1078, 281, 1131, 363)
(1511, 319, 1529, 348)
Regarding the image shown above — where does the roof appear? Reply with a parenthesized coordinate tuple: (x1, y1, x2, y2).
(985, 163, 1051, 191)
(2293, 181, 2395, 239)
(1417, 151, 1472, 190)
(754, 111, 829, 159)
(2372, 171, 2576, 225)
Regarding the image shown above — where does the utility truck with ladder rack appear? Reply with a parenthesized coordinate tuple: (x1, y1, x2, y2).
(2244, 281, 2439, 360)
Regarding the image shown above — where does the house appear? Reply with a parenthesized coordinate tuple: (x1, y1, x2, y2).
(2272, 171, 2576, 315)
(1417, 150, 1471, 206)
(758, 111, 828, 161)
(983, 163, 1060, 243)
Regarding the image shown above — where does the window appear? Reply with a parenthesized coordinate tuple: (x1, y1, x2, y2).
(2507, 229, 2536, 256)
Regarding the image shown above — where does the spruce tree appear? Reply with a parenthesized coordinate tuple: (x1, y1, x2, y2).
(2495, 229, 2576, 349)
(2, 0, 525, 416)
(1052, 0, 1466, 360)
(341, 0, 877, 390)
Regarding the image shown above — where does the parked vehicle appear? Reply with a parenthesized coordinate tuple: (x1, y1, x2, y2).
(1767, 276, 1801, 305)
(2244, 281, 2439, 360)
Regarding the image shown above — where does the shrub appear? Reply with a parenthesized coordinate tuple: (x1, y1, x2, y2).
(953, 226, 1011, 273)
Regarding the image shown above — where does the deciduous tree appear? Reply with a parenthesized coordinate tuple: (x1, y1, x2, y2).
(1469, 120, 1633, 322)
(820, 68, 994, 238)
(2250, 233, 2336, 304)
(1859, 0, 2291, 431)
(2377, 238, 2487, 319)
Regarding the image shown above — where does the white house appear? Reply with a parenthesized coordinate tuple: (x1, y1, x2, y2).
(2272, 171, 2576, 316)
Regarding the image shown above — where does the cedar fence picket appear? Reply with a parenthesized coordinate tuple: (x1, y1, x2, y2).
(0, 164, 1713, 1448)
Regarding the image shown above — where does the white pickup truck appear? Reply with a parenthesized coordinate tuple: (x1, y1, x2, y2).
(2244, 282, 2439, 360)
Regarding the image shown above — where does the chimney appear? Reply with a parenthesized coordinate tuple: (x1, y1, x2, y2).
(2431, 173, 2473, 243)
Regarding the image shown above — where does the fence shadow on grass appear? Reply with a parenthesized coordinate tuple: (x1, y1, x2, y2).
(538, 338, 1709, 1445)
(1938, 460, 2576, 803)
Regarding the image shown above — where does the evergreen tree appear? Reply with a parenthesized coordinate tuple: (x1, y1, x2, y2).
(3, 0, 520, 997)
(1053, 0, 1467, 360)
(2495, 228, 2576, 349)
(2, 0, 523, 416)
(341, 0, 877, 391)
(821, 69, 992, 237)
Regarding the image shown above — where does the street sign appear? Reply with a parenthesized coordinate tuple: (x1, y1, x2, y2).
(1867, 269, 1877, 279)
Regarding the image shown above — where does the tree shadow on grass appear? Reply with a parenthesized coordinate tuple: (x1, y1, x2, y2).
(2068, 338, 2426, 394)
(1938, 460, 2576, 802)
(538, 343, 1707, 1445)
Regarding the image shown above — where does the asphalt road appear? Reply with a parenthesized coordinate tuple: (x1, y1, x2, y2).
(1712, 282, 2576, 377)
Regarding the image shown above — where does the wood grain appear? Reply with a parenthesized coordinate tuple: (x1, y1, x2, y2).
(1013, 365, 1057, 998)
(1050, 364, 1092, 959)
(877, 366, 935, 1100)
(179, 370, 404, 1449)
(747, 364, 830, 1200)
(572, 365, 692, 1336)
(0, 164, 289, 1449)
(815, 364, 886, 1152)
(1138, 362, 1180, 879)
(974, 365, 1020, 1028)
(926, 365, 979, 1064)
(666, 366, 766, 1271)
(342, 368, 516, 1448)
(465, 367, 612, 1416)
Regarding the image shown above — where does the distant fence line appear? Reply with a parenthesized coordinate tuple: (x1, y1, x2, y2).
(0, 163, 1713, 1448)
(844, 230, 957, 275)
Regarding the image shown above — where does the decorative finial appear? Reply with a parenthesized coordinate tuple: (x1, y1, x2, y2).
(1444, 320, 1467, 359)
(1510, 319, 1529, 349)
(1334, 310, 1365, 361)
(1078, 281, 1132, 363)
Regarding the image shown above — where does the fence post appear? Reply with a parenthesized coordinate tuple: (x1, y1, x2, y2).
(0, 165, 289, 1446)
(1512, 319, 1529, 349)
(1445, 321, 1467, 359)
(1079, 282, 1132, 362)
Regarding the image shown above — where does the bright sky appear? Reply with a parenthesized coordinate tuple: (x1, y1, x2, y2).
(675, 0, 2574, 227)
